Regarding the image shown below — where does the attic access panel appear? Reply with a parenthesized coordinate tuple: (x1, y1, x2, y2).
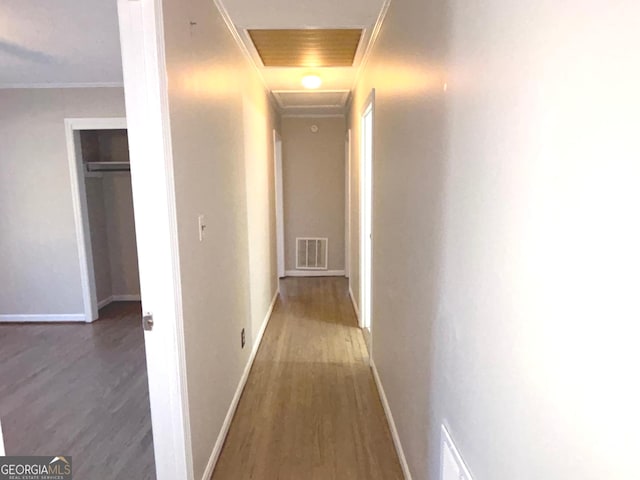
(247, 29, 363, 67)
(272, 90, 350, 109)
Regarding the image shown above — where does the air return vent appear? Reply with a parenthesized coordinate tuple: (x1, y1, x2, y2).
(296, 238, 328, 270)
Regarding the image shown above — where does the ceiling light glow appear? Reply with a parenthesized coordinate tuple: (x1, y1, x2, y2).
(302, 75, 322, 89)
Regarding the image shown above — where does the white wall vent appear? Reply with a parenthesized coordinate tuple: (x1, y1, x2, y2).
(441, 424, 473, 480)
(296, 237, 328, 270)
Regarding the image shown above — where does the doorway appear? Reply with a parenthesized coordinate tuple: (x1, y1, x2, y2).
(80, 127, 141, 318)
(360, 93, 374, 347)
(345, 129, 351, 279)
(59, 117, 154, 476)
(65, 117, 139, 322)
(274, 129, 285, 278)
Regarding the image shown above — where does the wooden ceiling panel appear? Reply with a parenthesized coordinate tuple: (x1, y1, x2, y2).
(248, 29, 363, 67)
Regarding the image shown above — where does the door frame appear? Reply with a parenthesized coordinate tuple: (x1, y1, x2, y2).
(345, 129, 351, 279)
(65, 116, 127, 323)
(360, 90, 375, 350)
(273, 129, 285, 278)
(117, 0, 193, 479)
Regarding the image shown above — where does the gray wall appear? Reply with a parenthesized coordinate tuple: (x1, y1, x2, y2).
(85, 172, 140, 303)
(282, 116, 345, 272)
(161, 0, 279, 476)
(0, 88, 126, 316)
(348, 0, 640, 479)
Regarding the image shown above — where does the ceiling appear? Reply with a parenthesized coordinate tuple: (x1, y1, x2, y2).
(0, 0, 388, 113)
(248, 29, 363, 67)
(0, 0, 123, 87)
(217, 0, 388, 114)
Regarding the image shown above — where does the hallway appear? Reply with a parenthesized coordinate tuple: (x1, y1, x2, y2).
(212, 277, 403, 479)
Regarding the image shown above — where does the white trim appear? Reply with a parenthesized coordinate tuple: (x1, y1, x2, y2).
(210, 0, 277, 112)
(66, 117, 127, 130)
(0, 419, 4, 456)
(272, 90, 350, 110)
(97, 294, 143, 311)
(201, 289, 280, 480)
(113, 294, 142, 301)
(0, 82, 124, 89)
(65, 116, 128, 324)
(370, 359, 413, 480)
(0, 314, 85, 323)
(97, 297, 112, 310)
(349, 0, 391, 95)
(285, 270, 345, 277)
(359, 90, 375, 335)
(349, 285, 360, 320)
(273, 130, 285, 278)
(441, 424, 474, 480)
(345, 129, 351, 278)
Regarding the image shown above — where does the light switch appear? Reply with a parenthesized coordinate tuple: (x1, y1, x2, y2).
(198, 214, 206, 241)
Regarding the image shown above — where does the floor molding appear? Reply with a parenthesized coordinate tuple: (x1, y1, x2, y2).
(370, 359, 413, 480)
(285, 270, 345, 277)
(97, 295, 142, 312)
(0, 314, 85, 323)
(97, 297, 112, 310)
(201, 288, 280, 480)
(0, 82, 124, 89)
(348, 285, 360, 321)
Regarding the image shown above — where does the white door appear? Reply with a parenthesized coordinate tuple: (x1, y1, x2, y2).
(360, 94, 374, 344)
(117, 1, 193, 479)
(274, 130, 285, 278)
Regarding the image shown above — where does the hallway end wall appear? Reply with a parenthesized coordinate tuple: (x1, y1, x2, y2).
(281, 116, 346, 274)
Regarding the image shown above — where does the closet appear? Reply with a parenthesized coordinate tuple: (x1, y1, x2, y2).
(80, 129, 141, 312)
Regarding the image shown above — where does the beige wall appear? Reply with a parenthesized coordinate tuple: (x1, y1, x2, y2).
(0, 88, 126, 316)
(348, 0, 640, 479)
(282, 116, 346, 272)
(161, 0, 279, 477)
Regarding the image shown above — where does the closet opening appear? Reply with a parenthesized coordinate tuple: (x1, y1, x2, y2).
(80, 127, 141, 318)
(66, 118, 141, 322)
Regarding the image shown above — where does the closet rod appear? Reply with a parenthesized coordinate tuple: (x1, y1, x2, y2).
(85, 162, 130, 173)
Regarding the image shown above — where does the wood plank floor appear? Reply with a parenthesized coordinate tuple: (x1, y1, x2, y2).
(212, 277, 403, 480)
(0, 302, 156, 479)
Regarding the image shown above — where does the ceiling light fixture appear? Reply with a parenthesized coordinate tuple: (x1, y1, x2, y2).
(301, 75, 322, 89)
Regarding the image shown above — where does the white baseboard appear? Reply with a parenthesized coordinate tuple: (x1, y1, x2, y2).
(0, 313, 85, 323)
(95, 294, 142, 314)
(97, 297, 112, 310)
(201, 288, 280, 480)
(348, 285, 360, 321)
(370, 359, 413, 480)
(284, 269, 345, 277)
(112, 294, 142, 301)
